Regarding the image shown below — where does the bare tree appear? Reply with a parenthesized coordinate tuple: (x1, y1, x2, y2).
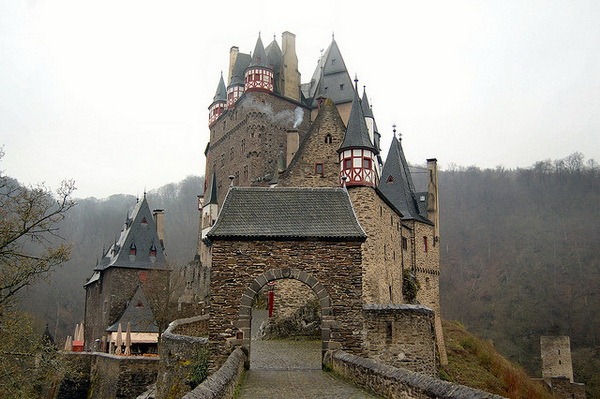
(0, 150, 76, 309)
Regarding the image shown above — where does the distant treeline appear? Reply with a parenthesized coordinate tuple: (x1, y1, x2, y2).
(439, 152, 600, 380)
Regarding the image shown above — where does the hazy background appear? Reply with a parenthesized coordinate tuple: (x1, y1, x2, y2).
(2, 0, 599, 198)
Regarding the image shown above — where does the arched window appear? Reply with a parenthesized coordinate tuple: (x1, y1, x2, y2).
(325, 134, 332, 144)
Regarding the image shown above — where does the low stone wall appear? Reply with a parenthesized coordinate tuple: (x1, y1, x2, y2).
(325, 350, 506, 399)
(55, 352, 158, 399)
(90, 353, 159, 399)
(362, 304, 439, 376)
(182, 348, 247, 399)
(157, 315, 210, 399)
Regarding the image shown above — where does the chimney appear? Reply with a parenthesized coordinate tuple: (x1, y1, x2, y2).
(286, 129, 299, 167)
(282, 31, 300, 102)
(426, 159, 440, 243)
(228, 46, 239, 85)
(153, 209, 165, 251)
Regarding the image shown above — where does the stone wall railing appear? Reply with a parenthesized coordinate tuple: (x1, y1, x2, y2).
(324, 350, 507, 399)
(157, 315, 210, 399)
(181, 348, 246, 399)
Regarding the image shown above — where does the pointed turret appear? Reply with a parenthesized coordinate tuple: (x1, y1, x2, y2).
(338, 81, 379, 187)
(209, 72, 227, 126)
(361, 86, 375, 145)
(201, 171, 219, 241)
(378, 131, 428, 222)
(245, 34, 274, 93)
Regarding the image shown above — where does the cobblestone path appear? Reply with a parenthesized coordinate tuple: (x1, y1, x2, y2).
(236, 310, 380, 398)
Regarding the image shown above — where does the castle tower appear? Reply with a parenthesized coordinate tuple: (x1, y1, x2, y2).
(208, 72, 227, 126)
(244, 34, 274, 93)
(338, 80, 379, 187)
(541, 336, 575, 382)
(265, 36, 283, 94)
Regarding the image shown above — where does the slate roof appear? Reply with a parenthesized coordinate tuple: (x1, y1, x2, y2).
(207, 187, 366, 240)
(378, 136, 431, 223)
(205, 171, 218, 205)
(338, 87, 378, 153)
(210, 72, 227, 106)
(248, 35, 269, 69)
(361, 87, 373, 118)
(230, 53, 251, 86)
(303, 39, 355, 106)
(106, 286, 159, 333)
(86, 196, 167, 282)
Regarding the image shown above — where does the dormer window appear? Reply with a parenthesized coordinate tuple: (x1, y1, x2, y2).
(129, 242, 137, 261)
(386, 175, 394, 183)
(141, 217, 148, 227)
(149, 244, 157, 263)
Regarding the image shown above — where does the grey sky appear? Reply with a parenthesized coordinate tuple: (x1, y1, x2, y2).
(1, 1, 599, 199)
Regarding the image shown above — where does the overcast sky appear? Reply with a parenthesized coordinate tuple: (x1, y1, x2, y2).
(1, 1, 599, 199)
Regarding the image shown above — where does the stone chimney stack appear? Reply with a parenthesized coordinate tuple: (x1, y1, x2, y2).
(426, 158, 440, 243)
(153, 209, 165, 251)
(286, 129, 299, 167)
(228, 46, 239, 85)
(282, 31, 300, 102)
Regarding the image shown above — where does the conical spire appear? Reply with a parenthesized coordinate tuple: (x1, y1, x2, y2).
(378, 131, 424, 221)
(213, 72, 227, 103)
(249, 34, 269, 69)
(338, 80, 378, 154)
(205, 171, 218, 205)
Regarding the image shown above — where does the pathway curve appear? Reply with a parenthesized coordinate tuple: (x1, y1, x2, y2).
(236, 310, 380, 399)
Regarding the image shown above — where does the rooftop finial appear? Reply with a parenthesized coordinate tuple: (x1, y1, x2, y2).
(332, 32, 335, 41)
(273, 33, 276, 41)
(354, 74, 358, 91)
(393, 124, 397, 138)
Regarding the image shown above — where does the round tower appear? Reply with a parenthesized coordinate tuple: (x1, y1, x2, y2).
(338, 79, 379, 187)
(244, 34, 274, 93)
(209, 72, 227, 126)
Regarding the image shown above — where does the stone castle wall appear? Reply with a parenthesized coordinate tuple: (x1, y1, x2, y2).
(208, 239, 364, 367)
(206, 91, 311, 204)
(348, 186, 404, 304)
(362, 304, 438, 376)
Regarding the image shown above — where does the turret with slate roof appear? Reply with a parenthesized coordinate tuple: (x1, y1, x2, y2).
(208, 72, 227, 126)
(201, 171, 219, 242)
(244, 34, 274, 93)
(338, 79, 379, 187)
(378, 130, 431, 223)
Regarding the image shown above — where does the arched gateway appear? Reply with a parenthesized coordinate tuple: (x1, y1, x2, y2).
(205, 187, 367, 367)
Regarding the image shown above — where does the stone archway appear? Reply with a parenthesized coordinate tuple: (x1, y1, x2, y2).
(235, 268, 334, 364)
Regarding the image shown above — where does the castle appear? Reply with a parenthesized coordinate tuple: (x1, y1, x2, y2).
(192, 31, 448, 370)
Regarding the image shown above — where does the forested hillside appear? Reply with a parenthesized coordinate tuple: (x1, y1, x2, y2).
(20, 153, 599, 395)
(439, 153, 600, 394)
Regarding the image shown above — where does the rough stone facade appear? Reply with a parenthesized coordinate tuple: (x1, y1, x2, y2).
(208, 239, 364, 367)
(540, 335, 574, 381)
(278, 99, 346, 188)
(362, 304, 438, 376)
(84, 267, 151, 351)
(348, 186, 404, 304)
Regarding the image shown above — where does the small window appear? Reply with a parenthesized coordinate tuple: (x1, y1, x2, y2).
(344, 158, 352, 169)
(324, 86, 328, 93)
(315, 163, 324, 175)
(363, 158, 371, 169)
(402, 237, 408, 250)
(325, 134, 332, 144)
(339, 84, 344, 90)
(386, 321, 392, 342)
(331, 58, 336, 65)
(424, 236, 428, 252)
(386, 175, 394, 183)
